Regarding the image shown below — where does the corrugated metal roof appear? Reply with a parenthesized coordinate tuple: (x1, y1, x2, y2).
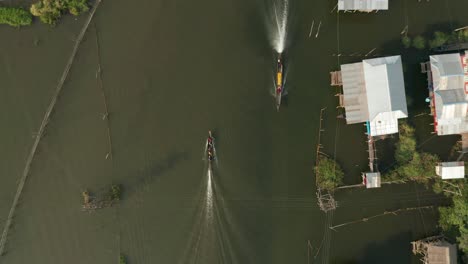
(340, 62, 369, 124)
(338, 0, 388, 11)
(435, 162, 465, 180)
(340, 56, 407, 135)
(427, 242, 458, 264)
(365, 172, 381, 188)
(430, 52, 468, 135)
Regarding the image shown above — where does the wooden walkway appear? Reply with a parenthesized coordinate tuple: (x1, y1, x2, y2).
(367, 135, 376, 172)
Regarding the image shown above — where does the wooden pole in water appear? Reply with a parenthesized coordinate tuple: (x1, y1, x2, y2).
(315, 21, 322, 38)
(93, 23, 113, 161)
(308, 20, 315, 38)
(0, 0, 103, 256)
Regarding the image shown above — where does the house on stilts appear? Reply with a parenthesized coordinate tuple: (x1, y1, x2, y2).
(423, 51, 468, 177)
(412, 236, 458, 264)
(331, 55, 408, 187)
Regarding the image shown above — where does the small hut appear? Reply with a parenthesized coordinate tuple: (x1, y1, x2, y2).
(363, 172, 381, 188)
(435, 162, 465, 180)
(412, 236, 457, 264)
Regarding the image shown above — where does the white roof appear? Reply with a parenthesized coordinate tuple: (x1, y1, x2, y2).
(338, 0, 388, 11)
(341, 56, 408, 136)
(430, 52, 468, 135)
(435, 162, 465, 179)
(365, 172, 381, 188)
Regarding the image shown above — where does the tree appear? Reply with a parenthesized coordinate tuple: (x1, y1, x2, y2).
(402, 36, 411, 49)
(30, 0, 89, 25)
(438, 187, 468, 253)
(384, 123, 439, 183)
(315, 156, 344, 191)
(429, 31, 449, 48)
(413, 35, 426, 50)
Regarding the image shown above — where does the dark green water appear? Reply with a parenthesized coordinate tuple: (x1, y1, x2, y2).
(0, 0, 466, 263)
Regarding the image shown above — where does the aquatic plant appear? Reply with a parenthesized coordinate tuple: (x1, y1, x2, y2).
(82, 190, 91, 205)
(401, 36, 411, 49)
(30, 0, 89, 25)
(315, 156, 344, 191)
(119, 254, 127, 264)
(0, 7, 32, 27)
(412, 35, 426, 50)
(110, 184, 121, 201)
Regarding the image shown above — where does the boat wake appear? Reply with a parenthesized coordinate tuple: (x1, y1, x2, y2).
(179, 140, 236, 263)
(271, 0, 289, 53)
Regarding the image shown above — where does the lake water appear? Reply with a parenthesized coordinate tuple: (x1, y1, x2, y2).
(0, 0, 466, 263)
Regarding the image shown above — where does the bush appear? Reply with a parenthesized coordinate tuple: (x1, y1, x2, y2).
(315, 156, 344, 191)
(429, 31, 449, 48)
(30, 0, 89, 25)
(0, 7, 32, 27)
(402, 36, 411, 49)
(412, 35, 426, 50)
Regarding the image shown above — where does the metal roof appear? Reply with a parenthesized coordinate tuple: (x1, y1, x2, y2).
(427, 242, 458, 264)
(435, 162, 465, 180)
(365, 172, 381, 188)
(338, 0, 388, 11)
(430, 52, 468, 135)
(340, 56, 408, 136)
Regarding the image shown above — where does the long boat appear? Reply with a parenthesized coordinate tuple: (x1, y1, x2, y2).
(275, 54, 284, 111)
(206, 130, 215, 163)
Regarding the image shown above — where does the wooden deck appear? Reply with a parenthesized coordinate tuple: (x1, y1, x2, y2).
(330, 71, 342, 86)
(367, 136, 376, 172)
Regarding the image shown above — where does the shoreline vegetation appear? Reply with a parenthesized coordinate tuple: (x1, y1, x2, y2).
(0, 0, 89, 27)
(382, 123, 467, 256)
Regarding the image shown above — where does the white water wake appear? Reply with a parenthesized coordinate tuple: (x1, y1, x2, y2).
(273, 0, 289, 53)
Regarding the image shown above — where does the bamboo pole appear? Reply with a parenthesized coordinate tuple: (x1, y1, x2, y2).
(329, 206, 433, 231)
(93, 23, 113, 160)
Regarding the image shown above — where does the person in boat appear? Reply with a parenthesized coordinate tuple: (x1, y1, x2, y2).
(208, 150, 214, 161)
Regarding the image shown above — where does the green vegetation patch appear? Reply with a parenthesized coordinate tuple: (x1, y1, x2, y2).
(401, 36, 411, 49)
(437, 184, 468, 253)
(30, 0, 89, 25)
(315, 155, 344, 191)
(412, 35, 426, 50)
(109, 184, 122, 201)
(119, 254, 127, 264)
(385, 123, 439, 183)
(0, 7, 32, 27)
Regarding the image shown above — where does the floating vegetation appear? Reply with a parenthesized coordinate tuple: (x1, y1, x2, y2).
(119, 254, 127, 264)
(82, 184, 122, 211)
